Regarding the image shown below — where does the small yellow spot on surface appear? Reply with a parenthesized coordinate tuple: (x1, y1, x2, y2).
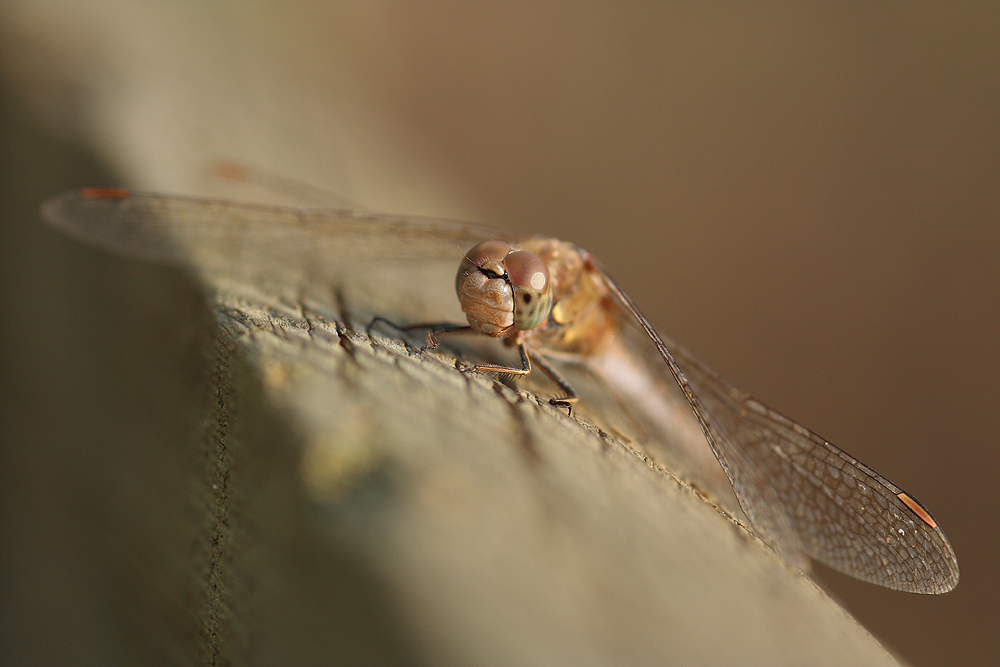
(261, 360, 293, 389)
(301, 432, 380, 500)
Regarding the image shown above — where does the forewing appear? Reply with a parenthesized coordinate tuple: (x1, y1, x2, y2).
(41, 189, 498, 324)
(41, 190, 960, 593)
(598, 266, 959, 594)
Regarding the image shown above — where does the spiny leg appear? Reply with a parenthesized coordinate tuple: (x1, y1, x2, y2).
(458, 339, 532, 376)
(526, 347, 578, 414)
(462, 342, 577, 415)
(367, 316, 471, 350)
(370, 317, 577, 413)
(423, 323, 477, 351)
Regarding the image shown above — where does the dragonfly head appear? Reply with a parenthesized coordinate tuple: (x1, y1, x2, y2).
(456, 240, 553, 336)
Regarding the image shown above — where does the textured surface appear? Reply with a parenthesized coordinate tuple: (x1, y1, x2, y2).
(0, 212, 909, 665)
(201, 287, 905, 666)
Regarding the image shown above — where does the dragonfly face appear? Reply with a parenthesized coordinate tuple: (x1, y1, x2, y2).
(456, 240, 553, 336)
(40, 188, 960, 594)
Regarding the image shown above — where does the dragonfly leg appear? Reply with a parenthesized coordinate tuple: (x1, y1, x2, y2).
(464, 343, 577, 415)
(423, 323, 476, 351)
(527, 347, 578, 415)
(460, 339, 532, 376)
(366, 317, 471, 351)
(366, 315, 406, 339)
(371, 318, 576, 414)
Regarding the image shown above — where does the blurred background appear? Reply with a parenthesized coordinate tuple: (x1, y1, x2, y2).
(1, 2, 996, 665)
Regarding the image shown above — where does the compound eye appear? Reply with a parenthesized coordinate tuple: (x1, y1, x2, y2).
(463, 240, 511, 270)
(504, 250, 552, 331)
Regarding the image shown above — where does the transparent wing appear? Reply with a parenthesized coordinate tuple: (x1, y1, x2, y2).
(41, 189, 959, 593)
(41, 188, 500, 325)
(598, 266, 959, 594)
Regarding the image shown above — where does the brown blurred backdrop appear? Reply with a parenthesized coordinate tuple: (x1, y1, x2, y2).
(2, 3, 997, 665)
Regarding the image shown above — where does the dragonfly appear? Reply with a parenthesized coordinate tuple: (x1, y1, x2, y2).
(41, 187, 959, 594)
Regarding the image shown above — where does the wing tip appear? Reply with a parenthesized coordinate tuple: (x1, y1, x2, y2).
(76, 186, 132, 200)
(41, 187, 131, 226)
